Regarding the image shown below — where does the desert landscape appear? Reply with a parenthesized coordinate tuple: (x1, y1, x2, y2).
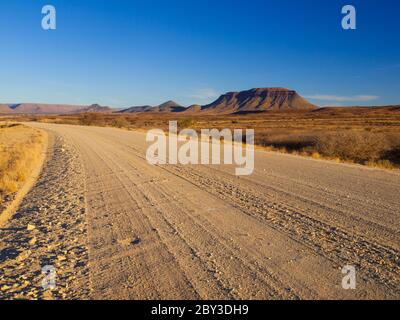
(2, 88, 400, 168)
(1, 88, 399, 300)
(1, 0, 399, 305)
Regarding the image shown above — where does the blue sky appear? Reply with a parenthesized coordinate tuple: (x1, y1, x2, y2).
(0, 0, 399, 108)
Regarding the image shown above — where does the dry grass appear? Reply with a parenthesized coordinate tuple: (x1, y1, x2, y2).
(255, 129, 400, 167)
(0, 123, 45, 205)
(3, 107, 400, 169)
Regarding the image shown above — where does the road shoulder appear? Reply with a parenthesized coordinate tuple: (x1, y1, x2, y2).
(0, 131, 90, 299)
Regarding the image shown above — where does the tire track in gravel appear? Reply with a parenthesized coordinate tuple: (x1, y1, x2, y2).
(90, 131, 400, 297)
(235, 170, 400, 248)
(82, 133, 300, 299)
(70, 133, 201, 299)
(23, 123, 399, 300)
(159, 165, 400, 296)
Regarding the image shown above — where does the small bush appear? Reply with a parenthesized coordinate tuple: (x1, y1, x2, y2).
(178, 118, 196, 128)
(314, 131, 389, 163)
(383, 145, 400, 165)
(111, 117, 130, 128)
(79, 113, 105, 126)
(257, 133, 316, 152)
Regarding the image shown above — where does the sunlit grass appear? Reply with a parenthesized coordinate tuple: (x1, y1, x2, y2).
(0, 123, 45, 204)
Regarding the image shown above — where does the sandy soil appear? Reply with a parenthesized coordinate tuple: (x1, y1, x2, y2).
(1, 123, 399, 300)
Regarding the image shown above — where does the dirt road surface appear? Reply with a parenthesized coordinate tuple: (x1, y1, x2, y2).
(1, 123, 399, 299)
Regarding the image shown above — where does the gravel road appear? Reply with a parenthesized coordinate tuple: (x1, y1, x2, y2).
(1, 123, 399, 299)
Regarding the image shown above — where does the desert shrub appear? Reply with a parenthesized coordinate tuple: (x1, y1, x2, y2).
(178, 118, 196, 128)
(111, 116, 130, 128)
(383, 145, 400, 165)
(79, 113, 105, 126)
(256, 129, 400, 167)
(314, 131, 390, 163)
(257, 133, 316, 152)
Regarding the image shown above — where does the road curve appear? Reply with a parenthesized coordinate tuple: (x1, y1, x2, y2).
(1, 123, 399, 300)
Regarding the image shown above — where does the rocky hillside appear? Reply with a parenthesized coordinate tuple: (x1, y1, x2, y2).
(198, 88, 317, 114)
(120, 101, 185, 113)
(76, 104, 115, 113)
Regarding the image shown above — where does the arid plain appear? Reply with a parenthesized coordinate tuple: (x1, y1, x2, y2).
(0, 106, 399, 299)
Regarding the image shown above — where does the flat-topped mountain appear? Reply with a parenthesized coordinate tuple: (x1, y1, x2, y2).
(198, 88, 317, 114)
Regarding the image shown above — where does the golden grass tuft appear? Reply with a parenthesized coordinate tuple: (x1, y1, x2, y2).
(0, 123, 45, 205)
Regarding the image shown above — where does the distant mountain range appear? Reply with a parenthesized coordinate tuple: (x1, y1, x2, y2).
(1, 88, 398, 115)
(0, 103, 116, 114)
(119, 88, 317, 114)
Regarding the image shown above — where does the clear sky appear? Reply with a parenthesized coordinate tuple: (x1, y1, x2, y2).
(0, 0, 399, 108)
